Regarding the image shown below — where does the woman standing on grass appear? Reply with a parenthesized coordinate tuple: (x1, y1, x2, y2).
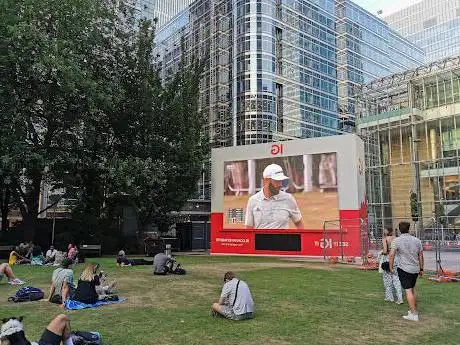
(381, 228, 403, 304)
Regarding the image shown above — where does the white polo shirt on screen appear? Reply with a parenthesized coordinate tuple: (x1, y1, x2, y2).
(244, 190, 302, 229)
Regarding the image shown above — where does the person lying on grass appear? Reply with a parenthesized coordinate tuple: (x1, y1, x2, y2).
(116, 250, 153, 267)
(211, 271, 254, 320)
(0, 314, 74, 345)
(0, 264, 24, 286)
(73, 264, 116, 304)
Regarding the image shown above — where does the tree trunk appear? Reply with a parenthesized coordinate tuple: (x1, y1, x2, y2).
(21, 180, 41, 242)
(1, 186, 10, 231)
(23, 212, 38, 242)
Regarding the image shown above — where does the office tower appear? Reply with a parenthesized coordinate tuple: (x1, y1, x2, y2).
(154, 0, 424, 204)
(385, 0, 460, 63)
(126, 0, 193, 27)
(156, 0, 423, 148)
(357, 55, 460, 239)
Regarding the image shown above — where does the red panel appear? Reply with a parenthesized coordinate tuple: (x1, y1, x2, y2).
(210, 210, 367, 258)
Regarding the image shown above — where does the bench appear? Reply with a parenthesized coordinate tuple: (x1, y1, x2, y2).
(79, 244, 102, 257)
(0, 245, 14, 259)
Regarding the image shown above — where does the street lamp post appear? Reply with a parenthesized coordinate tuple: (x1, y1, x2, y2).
(51, 203, 57, 245)
(411, 116, 423, 237)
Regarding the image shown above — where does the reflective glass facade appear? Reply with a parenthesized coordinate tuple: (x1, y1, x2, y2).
(386, 0, 460, 63)
(356, 57, 460, 240)
(336, 1, 424, 130)
(154, 0, 424, 148)
(126, 0, 193, 27)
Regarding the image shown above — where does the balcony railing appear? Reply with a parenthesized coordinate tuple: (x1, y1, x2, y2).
(357, 108, 420, 126)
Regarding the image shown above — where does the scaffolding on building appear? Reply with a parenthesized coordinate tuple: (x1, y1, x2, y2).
(355, 55, 460, 242)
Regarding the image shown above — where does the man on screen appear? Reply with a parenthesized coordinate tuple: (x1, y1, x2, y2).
(245, 164, 304, 229)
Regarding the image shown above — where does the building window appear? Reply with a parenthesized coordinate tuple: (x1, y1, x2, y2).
(423, 17, 437, 29)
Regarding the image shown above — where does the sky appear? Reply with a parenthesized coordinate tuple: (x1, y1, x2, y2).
(352, 0, 423, 17)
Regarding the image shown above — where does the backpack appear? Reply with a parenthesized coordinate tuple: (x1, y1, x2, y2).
(173, 263, 186, 275)
(8, 286, 44, 303)
(71, 331, 102, 345)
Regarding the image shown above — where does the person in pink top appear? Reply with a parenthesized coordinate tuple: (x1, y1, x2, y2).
(67, 244, 77, 261)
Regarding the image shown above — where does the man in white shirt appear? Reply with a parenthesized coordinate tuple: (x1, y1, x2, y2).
(245, 164, 304, 229)
(212, 271, 254, 320)
(45, 245, 57, 264)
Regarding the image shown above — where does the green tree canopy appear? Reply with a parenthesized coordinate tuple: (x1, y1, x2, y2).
(0, 0, 207, 241)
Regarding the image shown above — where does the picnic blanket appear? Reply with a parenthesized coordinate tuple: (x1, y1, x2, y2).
(64, 298, 126, 310)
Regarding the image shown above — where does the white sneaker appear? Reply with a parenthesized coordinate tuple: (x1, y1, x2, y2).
(403, 312, 419, 321)
(8, 278, 25, 285)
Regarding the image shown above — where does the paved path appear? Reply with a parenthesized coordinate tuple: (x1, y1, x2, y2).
(371, 249, 460, 272)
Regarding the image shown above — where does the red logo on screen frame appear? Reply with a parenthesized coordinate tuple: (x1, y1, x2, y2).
(271, 144, 284, 156)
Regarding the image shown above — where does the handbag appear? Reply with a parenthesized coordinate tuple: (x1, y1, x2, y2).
(381, 261, 390, 272)
(378, 254, 386, 274)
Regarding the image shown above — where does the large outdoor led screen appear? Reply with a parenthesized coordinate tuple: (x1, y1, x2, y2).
(223, 153, 338, 229)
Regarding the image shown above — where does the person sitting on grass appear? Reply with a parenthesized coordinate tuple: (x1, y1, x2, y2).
(0, 314, 74, 345)
(0, 263, 25, 286)
(211, 271, 254, 320)
(116, 250, 153, 267)
(45, 246, 57, 264)
(30, 246, 45, 266)
(73, 264, 116, 304)
(8, 247, 30, 265)
(67, 244, 78, 263)
(153, 252, 175, 275)
(24, 242, 34, 260)
(48, 258, 75, 305)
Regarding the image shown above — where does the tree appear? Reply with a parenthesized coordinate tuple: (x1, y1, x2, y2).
(0, 0, 122, 240)
(0, 0, 208, 243)
(104, 19, 208, 233)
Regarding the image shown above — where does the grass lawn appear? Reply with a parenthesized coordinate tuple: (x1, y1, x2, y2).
(0, 256, 458, 345)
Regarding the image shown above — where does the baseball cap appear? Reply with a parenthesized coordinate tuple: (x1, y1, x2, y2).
(263, 164, 289, 181)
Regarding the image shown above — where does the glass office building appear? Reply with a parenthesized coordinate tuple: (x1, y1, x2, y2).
(385, 0, 460, 63)
(154, 0, 424, 200)
(336, 1, 425, 130)
(356, 56, 460, 240)
(155, 0, 423, 148)
(126, 0, 193, 27)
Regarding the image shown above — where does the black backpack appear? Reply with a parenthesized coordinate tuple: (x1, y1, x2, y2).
(8, 287, 44, 303)
(71, 331, 102, 345)
(173, 263, 186, 275)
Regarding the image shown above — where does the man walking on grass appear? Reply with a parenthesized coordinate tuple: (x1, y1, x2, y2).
(389, 221, 424, 321)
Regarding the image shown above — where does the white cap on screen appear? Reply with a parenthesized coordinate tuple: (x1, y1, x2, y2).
(263, 164, 289, 181)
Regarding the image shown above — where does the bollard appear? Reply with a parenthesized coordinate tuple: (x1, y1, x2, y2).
(165, 244, 172, 257)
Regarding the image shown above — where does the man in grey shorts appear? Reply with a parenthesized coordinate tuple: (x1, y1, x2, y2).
(389, 221, 424, 322)
(212, 271, 254, 320)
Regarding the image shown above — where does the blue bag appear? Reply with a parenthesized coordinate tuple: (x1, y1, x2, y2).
(8, 286, 44, 302)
